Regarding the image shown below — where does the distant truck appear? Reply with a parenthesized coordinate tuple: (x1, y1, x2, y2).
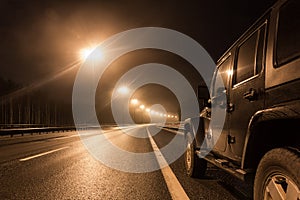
(183, 0, 300, 199)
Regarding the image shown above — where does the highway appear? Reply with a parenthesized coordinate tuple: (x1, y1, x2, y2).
(0, 125, 252, 200)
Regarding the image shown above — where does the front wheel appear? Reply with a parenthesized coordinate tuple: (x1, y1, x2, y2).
(184, 132, 207, 178)
(254, 148, 300, 200)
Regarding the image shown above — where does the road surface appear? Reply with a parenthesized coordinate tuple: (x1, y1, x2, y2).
(0, 125, 252, 199)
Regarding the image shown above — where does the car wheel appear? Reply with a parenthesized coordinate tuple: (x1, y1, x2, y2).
(184, 131, 207, 178)
(254, 148, 300, 200)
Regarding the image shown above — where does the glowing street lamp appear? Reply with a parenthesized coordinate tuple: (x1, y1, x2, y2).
(117, 86, 129, 95)
(79, 45, 104, 61)
(139, 104, 145, 123)
(139, 104, 145, 110)
(116, 86, 130, 125)
(130, 98, 139, 105)
(130, 98, 139, 123)
(79, 45, 104, 87)
(80, 48, 94, 61)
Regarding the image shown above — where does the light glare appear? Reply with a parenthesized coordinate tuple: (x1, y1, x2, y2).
(131, 99, 139, 105)
(80, 46, 103, 61)
(80, 48, 94, 60)
(117, 86, 129, 95)
(139, 104, 145, 110)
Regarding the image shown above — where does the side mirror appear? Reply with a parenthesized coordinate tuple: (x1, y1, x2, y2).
(210, 87, 227, 108)
(197, 85, 210, 108)
(197, 85, 209, 100)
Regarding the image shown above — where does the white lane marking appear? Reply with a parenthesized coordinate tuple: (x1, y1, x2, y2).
(51, 135, 78, 140)
(19, 146, 69, 162)
(147, 128, 190, 200)
(51, 129, 113, 140)
(161, 127, 184, 135)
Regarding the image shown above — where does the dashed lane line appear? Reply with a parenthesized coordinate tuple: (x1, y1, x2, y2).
(19, 146, 70, 162)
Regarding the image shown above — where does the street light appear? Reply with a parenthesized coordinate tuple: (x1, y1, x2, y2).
(117, 86, 129, 95)
(130, 98, 139, 123)
(116, 86, 130, 125)
(79, 45, 103, 61)
(139, 104, 145, 123)
(80, 48, 94, 61)
(79, 45, 104, 89)
(130, 99, 139, 105)
(139, 104, 145, 110)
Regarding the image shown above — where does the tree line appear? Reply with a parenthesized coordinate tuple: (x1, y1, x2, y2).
(0, 77, 73, 129)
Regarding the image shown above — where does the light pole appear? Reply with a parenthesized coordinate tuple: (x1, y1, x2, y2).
(130, 98, 139, 123)
(79, 45, 103, 127)
(139, 104, 145, 123)
(117, 86, 130, 125)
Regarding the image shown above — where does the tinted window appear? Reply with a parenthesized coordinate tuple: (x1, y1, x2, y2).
(256, 25, 266, 74)
(276, 0, 300, 66)
(234, 24, 266, 84)
(213, 56, 231, 96)
(235, 32, 258, 83)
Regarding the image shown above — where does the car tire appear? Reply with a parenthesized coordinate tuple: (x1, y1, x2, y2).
(254, 148, 300, 200)
(184, 131, 207, 178)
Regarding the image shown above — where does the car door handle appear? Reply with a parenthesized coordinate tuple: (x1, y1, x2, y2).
(227, 103, 234, 113)
(243, 88, 257, 101)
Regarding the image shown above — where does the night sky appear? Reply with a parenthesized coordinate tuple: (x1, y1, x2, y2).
(0, 0, 277, 83)
(0, 0, 277, 122)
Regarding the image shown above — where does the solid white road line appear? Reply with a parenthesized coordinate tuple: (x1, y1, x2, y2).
(19, 146, 70, 162)
(147, 128, 190, 200)
(161, 127, 184, 135)
(52, 129, 112, 140)
(51, 135, 79, 140)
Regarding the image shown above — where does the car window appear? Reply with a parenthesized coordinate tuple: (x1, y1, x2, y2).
(276, 0, 300, 67)
(234, 24, 266, 84)
(212, 56, 231, 97)
(256, 25, 266, 74)
(235, 32, 258, 84)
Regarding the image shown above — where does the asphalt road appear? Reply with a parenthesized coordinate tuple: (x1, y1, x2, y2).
(0, 125, 252, 200)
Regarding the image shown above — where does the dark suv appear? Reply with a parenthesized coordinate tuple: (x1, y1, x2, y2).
(183, 0, 300, 199)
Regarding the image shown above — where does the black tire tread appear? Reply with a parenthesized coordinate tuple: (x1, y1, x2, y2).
(254, 148, 300, 200)
(185, 132, 207, 178)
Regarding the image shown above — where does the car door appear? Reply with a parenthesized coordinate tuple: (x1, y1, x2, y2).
(210, 54, 232, 153)
(228, 22, 267, 161)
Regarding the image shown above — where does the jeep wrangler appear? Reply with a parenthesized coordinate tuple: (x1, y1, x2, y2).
(184, 0, 300, 199)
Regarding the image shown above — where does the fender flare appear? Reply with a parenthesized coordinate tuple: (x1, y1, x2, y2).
(241, 102, 300, 168)
(184, 116, 208, 149)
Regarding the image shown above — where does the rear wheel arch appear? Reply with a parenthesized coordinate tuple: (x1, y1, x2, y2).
(242, 116, 300, 170)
